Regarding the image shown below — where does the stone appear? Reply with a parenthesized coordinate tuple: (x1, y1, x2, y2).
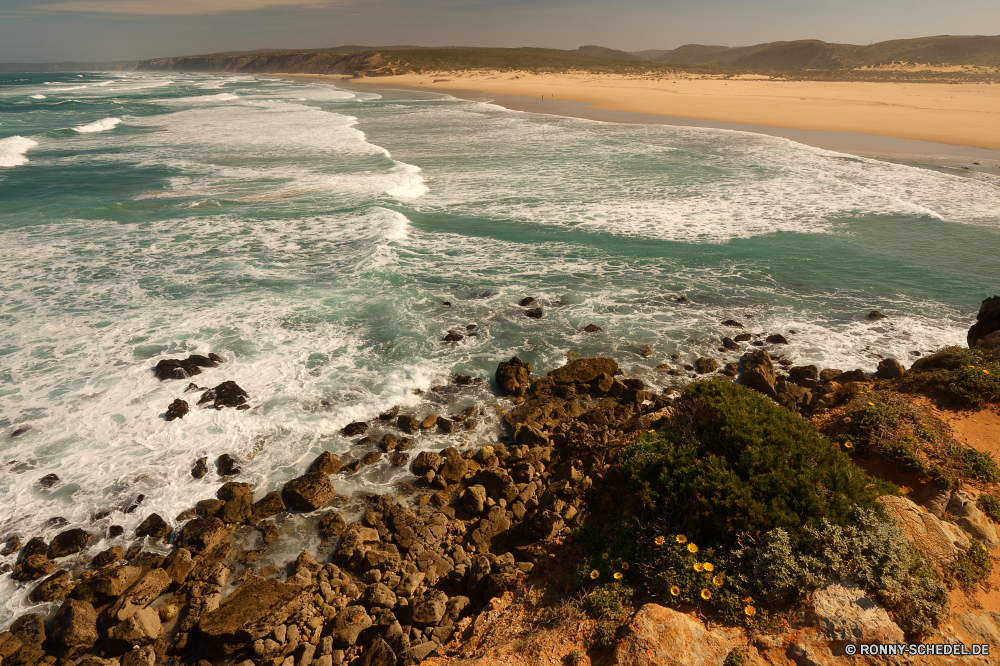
(252, 491, 287, 521)
(135, 513, 171, 539)
(218, 453, 242, 476)
(0, 631, 22, 661)
(412, 451, 443, 476)
(1, 534, 21, 556)
(879, 495, 970, 565)
(50, 599, 98, 657)
(811, 579, 904, 644)
(93, 545, 123, 567)
(694, 357, 718, 374)
(11, 553, 55, 581)
(360, 638, 396, 666)
(282, 471, 336, 511)
(819, 368, 843, 383)
(319, 510, 347, 538)
(7, 613, 46, 665)
(740, 349, 777, 397)
(765, 333, 788, 345)
(70, 565, 142, 604)
(868, 310, 888, 320)
(341, 421, 368, 437)
(721, 319, 744, 328)
(721, 336, 740, 350)
(443, 331, 464, 342)
(153, 353, 222, 380)
(947, 490, 1000, 549)
(164, 547, 196, 584)
(28, 569, 70, 603)
(875, 357, 906, 379)
(462, 485, 487, 515)
(410, 589, 448, 627)
(788, 365, 819, 386)
(326, 606, 372, 648)
(525, 307, 543, 318)
(548, 357, 619, 385)
(197, 498, 226, 518)
(218, 481, 254, 523)
(495, 357, 533, 397)
(108, 606, 162, 648)
(165, 398, 189, 421)
(106, 568, 171, 623)
(362, 451, 382, 466)
(192, 457, 209, 479)
(420, 413, 438, 429)
(120, 646, 155, 666)
(362, 583, 397, 609)
(614, 603, 743, 666)
(400, 642, 439, 665)
(397, 415, 420, 434)
(308, 451, 343, 475)
(438, 454, 468, 484)
(47, 528, 92, 558)
(199, 576, 312, 656)
(202, 380, 249, 409)
(583, 324, 603, 333)
(176, 517, 227, 554)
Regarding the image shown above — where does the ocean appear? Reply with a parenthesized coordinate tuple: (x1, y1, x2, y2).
(1, 71, 998, 624)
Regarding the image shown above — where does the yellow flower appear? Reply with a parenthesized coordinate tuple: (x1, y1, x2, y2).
(844, 441, 854, 449)
(703, 562, 714, 572)
(700, 589, 711, 600)
(602, 553, 609, 560)
(985, 370, 991, 375)
(742, 596, 753, 603)
(868, 402, 875, 406)
(648, 429, 655, 433)
(654, 536, 666, 546)
(843, 417, 852, 423)
(670, 586, 680, 596)
(676, 534, 687, 544)
(614, 572, 623, 580)
(744, 605, 756, 617)
(713, 574, 725, 587)
(687, 543, 698, 553)
(621, 562, 629, 571)
(693, 562, 704, 572)
(590, 570, 599, 580)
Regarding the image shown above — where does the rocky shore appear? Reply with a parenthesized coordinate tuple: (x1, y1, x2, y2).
(1, 297, 999, 666)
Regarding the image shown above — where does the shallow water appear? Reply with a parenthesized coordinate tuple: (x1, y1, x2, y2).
(1, 71, 998, 625)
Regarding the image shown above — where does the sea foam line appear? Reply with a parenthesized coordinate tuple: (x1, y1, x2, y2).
(0, 136, 38, 168)
(74, 117, 123, 134)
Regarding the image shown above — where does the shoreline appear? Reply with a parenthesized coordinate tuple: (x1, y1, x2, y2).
(268, 73, 1000, 167)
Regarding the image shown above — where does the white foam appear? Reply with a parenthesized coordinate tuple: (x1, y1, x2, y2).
(31, 94, 46, 99)
(73, 117, 122, 134)
(0, 136, 38, 168)
(47, 85, 88, 92)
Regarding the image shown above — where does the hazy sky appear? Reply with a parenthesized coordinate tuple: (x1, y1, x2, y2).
(1, 0, 997, 63)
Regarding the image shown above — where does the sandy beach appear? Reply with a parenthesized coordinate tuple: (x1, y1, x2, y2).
(276, 71, 1000, 161)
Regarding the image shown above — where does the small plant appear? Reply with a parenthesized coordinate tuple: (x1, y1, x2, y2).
(592, 622, 617, 649)
(723, 647, 747, 666)
(958, 447, 1000, 484)
(566, 649, 584, 665)
(583, 583, 633, 621)
(946, 541, 993, 592)
(978, 493, 1000, 524)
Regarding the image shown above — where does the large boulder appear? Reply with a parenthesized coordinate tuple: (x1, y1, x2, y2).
(308, 451, 343, 475)
(810, 579, 904, 643)
(107, 606, 162, 649)
(614, 603, 746, 666)
(251, 491, 286, 521)
(879, 495, 970, 565)
(495, 357, 533, 397)
(135, 513, 171, 539)
(326, 606, 373, 648)
(217, 482, 254, 523)
(548, 357, 619, 385)
(47, 528, 92, 559)
(198, 576, 311, 656)
(70, 565, 143, 604)
(105, 568, 171, 624)
(361, 638, 396, 666)
(875, 358, 905, 379)
(740, 349, 777, 397)
(28, 570, 71, 603)
(153, 354, 221, 380)
(947, 490, 1000, 549)
(281, 471, 335, 511)
(49, 599, 98, 658)
(410, 589, 448, 627)
(11, 553, 55, 581)
(176, 517, 227, 555)
(7, 614, 46, 666)
(968, 296, 1000, 348)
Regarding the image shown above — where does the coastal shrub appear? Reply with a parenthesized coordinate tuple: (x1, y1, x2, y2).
(592, 622, 617, 648)
(567, 649, 584, 666)
(723, 648, 747, 666)
(978, 493, 1000, 524)
(583, 583, 634, 621)
(619, 380, 894, 549)
(945, 541, 993, 592)
(954, 445, 1000, 484)
(903, 346, 1000, 408)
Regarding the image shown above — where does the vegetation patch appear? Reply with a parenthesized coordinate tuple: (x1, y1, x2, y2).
(945, 541, 994, 592)
(977, 493, 1000, 524)
(899, 346, 1000, 409)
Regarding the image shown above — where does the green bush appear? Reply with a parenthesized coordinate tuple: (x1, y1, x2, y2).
(978, 493, 1000, 524)
(723, 648, 747, 666)
(945, 541, 993, 592)
(905, 346, 1000, 408)
(620, 380, 894, 550)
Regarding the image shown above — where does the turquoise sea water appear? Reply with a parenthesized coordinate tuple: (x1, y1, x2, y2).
(1, 71, 998, 623)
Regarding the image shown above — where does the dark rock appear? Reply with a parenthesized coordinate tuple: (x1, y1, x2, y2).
(343, 460, 363, 474)
(362, 451, 383, 466)
(191, 457, 209, 479)
(308, 451, 343, 475)
(974, 330, 1000, 356)
(199, 576, 312, 656)
(398, 414, 420, 434)
(206, 380, 249, 409)
(410, 589, 448, 627)
(721, 319, 744, 328)
(525, 308, 543, 319)
(135, 514, 171, 539)
(9, 427, 28, 438)
(695, 357, 719, 374)
(251, 491, 286, 521)
(401, 641, 440, 665)
(495, 357, 533, 397)
(28, 570, 70, 603)
(39, 473, 60, 488)
(257, 522, 279, 545)
(722, 337, 740, 350)
(766, 333, 789, 345)
(583, 324, 603, 333)
(9, 613, 45, 661)
(379, 405, 400, 420)
(721, 362, 739, 377)
(443, 332, 464, 342)
(734, 333, 752, 342)
(740, 349, 777, 397)
(968, 296, 1000, 348)
(165, 398, 189, 421)
(47, 528, 92, 559)
(282, 471, 336, 511)
(788, 365, 819, 386)
(49, 599, 98, 658)
(839, 369, 869, 383)
(437, 418, 455, 434)
(391, 452, 410, 466)
(197, 498, 226, 518)
(341, 422, 368, 437)
(123, 494, 144, 514)
(524, 509, 564, 541)
(819, 368, 843, 383)
(361, 638, 397, 666)
(519, 297, 536, 306)
(868, 310, 888, 320)
(1, 534, 21, 556)
(217, 482, 254, 523)
(108, 525, 124, 538)
(379, 434, 399, 451)
(218, 453, 241, 476)
(0, 631, 21, 662)
(176, 517, 227, 555)
(153, 356, 213, 381)
(327, 606, 373, 648)
(875, 357, 906, 379)
(412, 451, 443, 476)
